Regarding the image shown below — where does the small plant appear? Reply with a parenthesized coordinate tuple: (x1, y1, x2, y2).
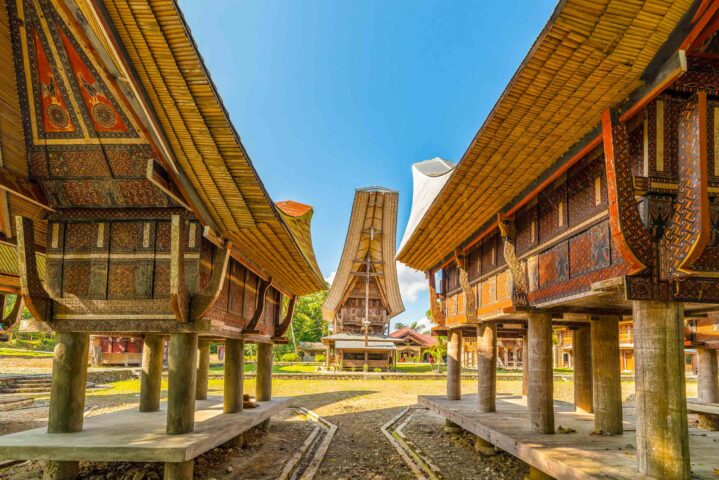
(280, 352, 300, 362)
(363, 364, 369, 372)
(373, 368, 382, 373)
(315, 354, 326, 363)
(349, 366, 356, 372)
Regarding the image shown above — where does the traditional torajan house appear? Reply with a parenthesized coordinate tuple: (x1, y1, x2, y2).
(390, 327, 436, 362)
(0, 1, 324, 479)
(89, 335, 144, 366)
(398, 1, 719, 478)
(322, 187, 404, 371)
(554, 319, 699, 373)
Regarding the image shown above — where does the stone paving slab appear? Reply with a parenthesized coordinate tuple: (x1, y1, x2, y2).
(419, 394, 719, 480)
(0, 396, 289, 463)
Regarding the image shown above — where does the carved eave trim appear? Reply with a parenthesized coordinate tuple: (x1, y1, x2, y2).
(498, 214, 529, 307)
(15, 216, 52, 324)
(170, 215, 190, 323)
(0, 295, 24, 333)
(669, 91, 710, 275)
(601, 109, 652, 274)
(274, 295, 297, 338)
(243, 277, 271, 334)
(191, 242, 232, 321)
(453, 251, 477, 323)
(427, 271, 446, 326)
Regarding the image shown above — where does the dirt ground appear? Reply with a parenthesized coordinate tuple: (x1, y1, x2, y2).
(0, 359, 700, 479)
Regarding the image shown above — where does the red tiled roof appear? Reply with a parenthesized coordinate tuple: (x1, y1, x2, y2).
(389, 328, 437, 347)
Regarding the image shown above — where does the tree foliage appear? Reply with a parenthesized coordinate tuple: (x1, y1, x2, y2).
(274, 290, 328, 358)
(394, 319, 429, 334)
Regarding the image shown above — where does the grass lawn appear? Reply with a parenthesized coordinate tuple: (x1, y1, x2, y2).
(0, 347, 54, 358)
(209, 363, 319, 374)
(395, 363, 440, 373)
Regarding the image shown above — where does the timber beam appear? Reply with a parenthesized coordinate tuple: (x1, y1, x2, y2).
(243, 279, 272, 334)
(170, 215, 190, 323)
(16, 216, 53, 325)
(191, 243, 232, 322)
(274, 295, 297, 338)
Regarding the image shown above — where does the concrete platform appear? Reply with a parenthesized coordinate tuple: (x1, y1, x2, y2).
(687, 399, 719, 415)
(419, 394, 719, 480)
(0, 396, 289, 463)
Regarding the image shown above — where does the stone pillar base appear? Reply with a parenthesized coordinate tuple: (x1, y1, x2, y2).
(529, 466, 555, 480)
(474, 436, 496, 456)
(164, 460, 193, 480)
(223, 433, 245, 448)
(43, 461, 78, 480)
(698, 414, 719, 431)
(257, 418, 271, 432)
(444, 419, 463, 434)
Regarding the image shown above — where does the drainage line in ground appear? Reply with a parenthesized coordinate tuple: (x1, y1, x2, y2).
(382, 406, 443, 480)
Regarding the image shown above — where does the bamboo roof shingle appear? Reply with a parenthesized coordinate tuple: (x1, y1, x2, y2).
(97, 0, 325, 295)
(323, 188, 405, 322)
(396, 0, 696, 272)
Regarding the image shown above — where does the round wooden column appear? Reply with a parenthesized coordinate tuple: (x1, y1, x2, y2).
(697, 347, 719, 430)
(522, 332, 528, 397)
(224, 338, 244, 413)
(527, 312, 553, 434)
(45, 332, 89, 480)
(446, 328, 462, 400)
(256, 342, 273, 402)
(196, 338, 211, 401)
(166, 333, 198, 435)
(590, 316, 621, 433)
(572, 325, 593, 413)
(140, 334, 164, 412)
(633, 301, 690, 479)
(591, 316, 622, 434)
(477, 323, 497, 412)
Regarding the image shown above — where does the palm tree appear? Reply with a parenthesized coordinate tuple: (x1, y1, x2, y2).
(427, 336, 447, 372)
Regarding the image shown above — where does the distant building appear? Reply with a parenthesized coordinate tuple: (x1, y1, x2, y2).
(322, 188, 405, 370)
(298, 342, 326, 361)
(390, 328, 437, 362)
(553, 319, 698, 374)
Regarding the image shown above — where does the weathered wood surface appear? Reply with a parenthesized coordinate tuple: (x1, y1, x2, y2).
(140, 335, 164, 413)
(572, 326, 592, 413)
(591, 316, 621, 434)
(419, 394, 719, 480)
(446, 329, 462, 400)
(477, 323, 497, 412)
(0, 397, 290, 463)
(528, 312, 553, 433)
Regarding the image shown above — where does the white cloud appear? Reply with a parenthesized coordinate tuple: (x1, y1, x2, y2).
(396, 262, 427, 303)
(325, 270, 336, 285)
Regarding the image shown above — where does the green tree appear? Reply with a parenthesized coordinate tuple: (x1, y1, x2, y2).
(394, 319, 429, 334)
(427, 336, 447, 372)
(274, 290, 328, 359)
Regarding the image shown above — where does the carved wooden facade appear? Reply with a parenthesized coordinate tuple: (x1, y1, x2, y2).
(0, 0, 324, 343)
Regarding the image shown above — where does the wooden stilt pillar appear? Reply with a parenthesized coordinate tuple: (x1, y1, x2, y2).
(446, 328, 462, 400)
(223, 338, 244, 447)
(140, 334, 164, 412)
(166, 333, 198, 435)
(522, 333, 528, 397)
(572, 326, 592, 413)
(527, 312, 553, 434)
(224, 339, 244, 413)
(633, 301, 690, 479)
(196, 338, 211, 401)
(477, 322, 497, 413)
(591, 315, 622, 434)
(256, 342, 273, 402)
(45, 332, 89, 480)
(696, 347, 719, 430)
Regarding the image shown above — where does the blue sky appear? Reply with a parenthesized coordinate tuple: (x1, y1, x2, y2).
(179, 0, 557, 330)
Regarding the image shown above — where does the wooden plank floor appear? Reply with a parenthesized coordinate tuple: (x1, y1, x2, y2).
(419, 394, 719, 480)
(0, 396, 290, 463)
